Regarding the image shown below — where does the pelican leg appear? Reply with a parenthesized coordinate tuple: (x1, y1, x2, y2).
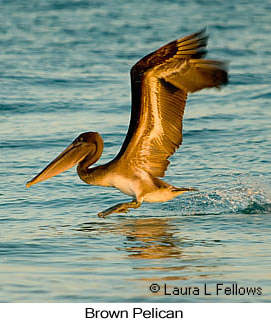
(98, 200, 141, 218)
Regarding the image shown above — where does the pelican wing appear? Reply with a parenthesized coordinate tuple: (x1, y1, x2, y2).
(114, 30, 228, 177)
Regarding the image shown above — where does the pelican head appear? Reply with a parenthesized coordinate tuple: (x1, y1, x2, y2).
(26, 132, 103, 188)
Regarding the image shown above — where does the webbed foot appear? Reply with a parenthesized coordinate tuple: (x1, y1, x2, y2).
(98, 200, 141, 218)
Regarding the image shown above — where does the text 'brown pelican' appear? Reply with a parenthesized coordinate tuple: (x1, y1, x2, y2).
(26, 29, 228, 217)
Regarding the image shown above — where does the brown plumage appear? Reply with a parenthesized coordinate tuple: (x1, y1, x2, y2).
(114, 29, 227, 178)
(26, 29, 228, 217)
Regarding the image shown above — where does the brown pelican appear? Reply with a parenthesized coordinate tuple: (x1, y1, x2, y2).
(26, 29, 228, 217)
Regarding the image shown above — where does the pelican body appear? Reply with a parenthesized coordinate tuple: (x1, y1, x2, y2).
(26, 29, 228, 217)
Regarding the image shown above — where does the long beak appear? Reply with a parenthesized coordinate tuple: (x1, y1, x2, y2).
(26, 141, 90, 188)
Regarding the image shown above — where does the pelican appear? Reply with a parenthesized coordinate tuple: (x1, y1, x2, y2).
(26, 29, 228, 217)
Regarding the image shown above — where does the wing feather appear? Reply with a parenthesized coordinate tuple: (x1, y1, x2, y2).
(113, 29, 228, 177)
(132, 75, 187, 177)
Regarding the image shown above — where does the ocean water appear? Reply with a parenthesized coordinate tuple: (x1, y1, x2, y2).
(1, 0, 271, 302)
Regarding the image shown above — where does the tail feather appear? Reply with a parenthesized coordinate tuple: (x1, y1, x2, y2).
(172, 187, 199, 192)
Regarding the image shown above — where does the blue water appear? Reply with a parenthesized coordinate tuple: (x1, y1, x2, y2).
(1, 0, 271, 302)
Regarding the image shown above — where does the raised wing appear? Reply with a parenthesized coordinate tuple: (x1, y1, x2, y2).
(114, 29, 228, 177)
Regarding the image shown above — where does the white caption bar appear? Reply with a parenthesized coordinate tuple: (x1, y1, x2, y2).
(0, 303, 269, 323)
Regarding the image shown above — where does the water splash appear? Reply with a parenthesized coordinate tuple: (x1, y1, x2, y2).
(170, 175, 271, 216)
(214, 177, 270, 214)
